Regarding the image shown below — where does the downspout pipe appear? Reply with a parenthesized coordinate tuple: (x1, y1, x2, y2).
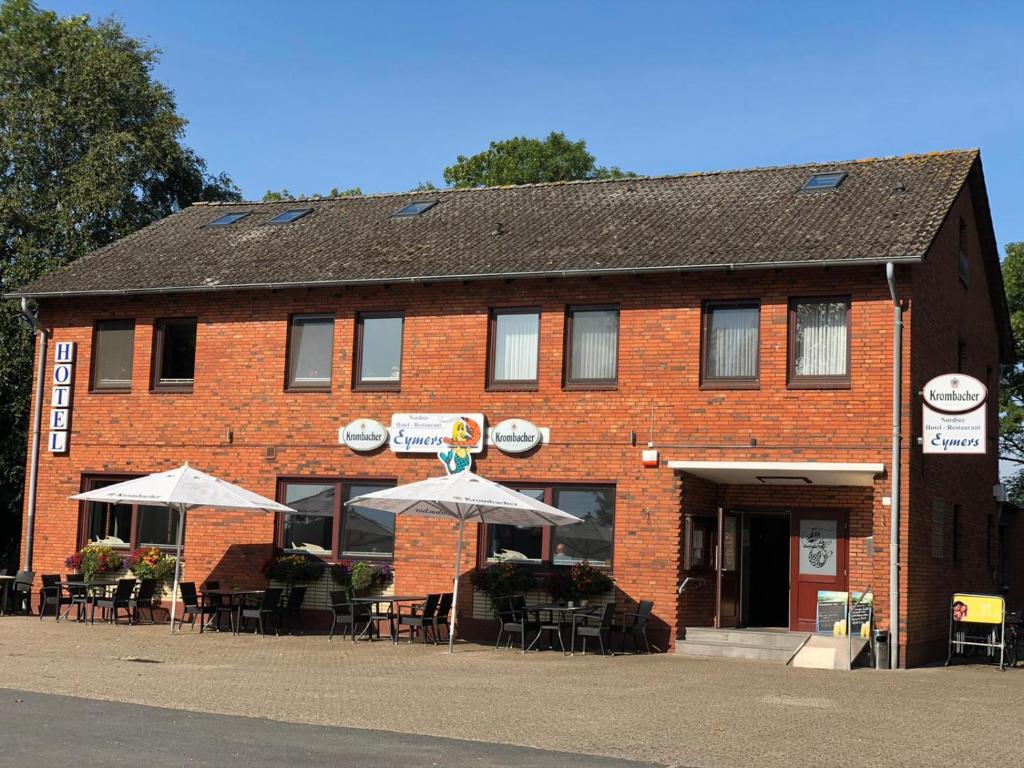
(885, 263, 902, 670)
(18, 297, 48, 572)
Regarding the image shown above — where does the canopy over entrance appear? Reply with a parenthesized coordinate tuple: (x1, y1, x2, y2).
(667, 461, 884, 487)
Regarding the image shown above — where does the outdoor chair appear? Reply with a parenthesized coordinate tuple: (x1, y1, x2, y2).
(91, 578, 136, 625)
(278, 585, 307, 634)
(432, 592, 453, 644)
(175, 582, 215, 631)
(526, 603, 569, 654)
(609, 599, 654, 654)
(574, 602, 617, 656)
(239, 587, 282, 637)
(201, 580, 234, 631)
(328, 589, 372, 642)
(398, 593, 440, 643)
(37, 574, 63, 620)
(495, 595, 537, 653)
(11, 570, 35, 615)
(61, 578, 91, 622)
(128, 578, 159, 624)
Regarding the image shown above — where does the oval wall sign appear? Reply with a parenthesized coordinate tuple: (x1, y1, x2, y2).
(922, 373, 987, 414)
(340, 419, 388, 452)
(491, 418, 542, 454)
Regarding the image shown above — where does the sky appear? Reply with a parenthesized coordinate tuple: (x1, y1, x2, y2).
(48, 0, 1024, 252)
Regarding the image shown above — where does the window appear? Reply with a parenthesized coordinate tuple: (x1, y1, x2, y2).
(802, 172, 847, 191)
(269, 208, 312, 224)
(80, 476, 183, 550)
(702, 302, 759, 386)
(684, 516, 714, 570)
(482, 485, 615, 568)
(91, 319, 135, 391)
(355, 312, 403, 389)
(287, 314, 334, 390)
(789, 298, 850, 386)
(278, 479, 395, 560)
(207, 212, 250, 227)
(958, 218, 970, 285)
(152, 318, 197, 392)
(489, 308, 540, 388)
(393, 201, 438, 217)
(565, 306, 619, 388)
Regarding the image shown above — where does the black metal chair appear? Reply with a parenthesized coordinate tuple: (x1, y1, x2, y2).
(201, 580, 234, 631)
(432, 592, 453, 644)
(495, 595, 536, 653)
(61, 578, 91, 622)
(129, 578, 159, 624)
(398, 593, 440, 643)
(574, 602, 617, 655)
(91, 578, 137, 625)
(278, 585, 307, 634)
(239, 588, 282, 636)
(38, 574, 63, 620)
(328, 589, 372, 642)
(12, 570, 35, 615)
(175, 582, 214, 631)
(610, 600, 654, 654)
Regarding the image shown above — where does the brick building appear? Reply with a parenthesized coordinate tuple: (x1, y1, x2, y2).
(7, 149, 1018, 666)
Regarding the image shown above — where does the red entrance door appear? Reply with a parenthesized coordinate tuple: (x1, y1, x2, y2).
(789, 510, 848, 632)
(715, 510, 740, 628)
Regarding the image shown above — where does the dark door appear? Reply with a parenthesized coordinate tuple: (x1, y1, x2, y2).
(789, 510, 847, 632)
(716, 510, 740, 628)
(748, 515, 790, 627)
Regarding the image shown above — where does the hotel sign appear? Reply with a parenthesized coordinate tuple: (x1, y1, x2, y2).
(922, 373, 987, 454)
(389, 414, 485, 454)
(49, 341, 75, 453)
(339, 419, 388, 452)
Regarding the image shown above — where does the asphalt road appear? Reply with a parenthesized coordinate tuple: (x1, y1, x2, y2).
(0, 688, 663, 768)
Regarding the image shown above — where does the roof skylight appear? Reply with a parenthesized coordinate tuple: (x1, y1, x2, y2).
(269, 208, 313, 224)
(393, 200, 438, 217)
(802, 172, 847, 191)
(207, 212, 250, 227)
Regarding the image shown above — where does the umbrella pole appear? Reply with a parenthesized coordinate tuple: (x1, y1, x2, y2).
(448, 518, 465, 654)
(169, 504, 185, 635)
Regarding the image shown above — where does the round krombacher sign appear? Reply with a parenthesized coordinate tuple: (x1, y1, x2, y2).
(491, 418, 542, 454)
(922, 373, 987, 414)
(340, 419, 388, 452)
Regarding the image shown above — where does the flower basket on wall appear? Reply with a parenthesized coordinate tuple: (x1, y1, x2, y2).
(330, 560, 393, 594)
(470, 562, 538, 611)
(127, 547, 177, 585)
(544, 561, 614, 604)
(65, 545, 125, 582)
(262, 554, 325, 583)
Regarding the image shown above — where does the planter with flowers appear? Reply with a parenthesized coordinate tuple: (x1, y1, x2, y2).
(262, 554, 325, 584)
(127, 547, 177, 585)
(470, 561, 538, 611)
(330, 559, 393, 596)
(65, 545, 125, 582)
(544, 560, 614, 605)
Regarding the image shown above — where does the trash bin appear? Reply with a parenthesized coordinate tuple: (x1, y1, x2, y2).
(873, 629, 890, 669)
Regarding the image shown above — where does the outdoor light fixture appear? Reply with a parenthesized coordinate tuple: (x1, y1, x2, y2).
(756, 475, 812, 485)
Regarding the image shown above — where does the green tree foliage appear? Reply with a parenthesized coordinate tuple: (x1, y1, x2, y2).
(261, 187, 362, 201)
(999, 242, 1024, 503)
(0, 0, 239, 567)
(443, 131, 636, 188)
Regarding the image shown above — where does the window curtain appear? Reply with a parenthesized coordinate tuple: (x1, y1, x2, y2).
(707, 307, 758, 378)
(571, 310, 618, 380)
(494, 313, 538, 380)
(291, 316, 333, 384)
(795, 302, 848, 376)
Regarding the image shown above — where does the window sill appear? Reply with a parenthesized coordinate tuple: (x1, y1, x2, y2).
(151, 387, 195, 394)
(89, 388, 132, 395)
(563, 382, 618, 392)
(285, 386, 332, 393)
(487, 383, 540, 392)
(353, 384, 401, 393)
(786, 380, 851, 390)
(699, 381, 760, 391)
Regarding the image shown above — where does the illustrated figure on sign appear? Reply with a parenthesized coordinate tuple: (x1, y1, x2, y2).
(437, 416, 481, 474)
(804, 526, 834, 569)
(953, 600, 968, 622)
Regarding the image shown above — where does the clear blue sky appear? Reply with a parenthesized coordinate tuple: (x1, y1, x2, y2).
(50, 0, 1024, 251)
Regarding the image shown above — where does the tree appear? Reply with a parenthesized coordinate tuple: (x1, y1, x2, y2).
(443, 131, 636, 188)
(999, 242, 1024, 503)
(0, 0, 239, 568)
(261, 187, 362, 201)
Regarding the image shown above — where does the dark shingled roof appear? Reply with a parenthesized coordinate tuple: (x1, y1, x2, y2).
(9, 150, 983, 298)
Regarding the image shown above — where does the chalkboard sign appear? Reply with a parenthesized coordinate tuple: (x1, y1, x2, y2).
(849, 602, 872, 637)
(816, 600, 847, 634)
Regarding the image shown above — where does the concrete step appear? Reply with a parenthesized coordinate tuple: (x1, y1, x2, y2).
(683, 628, 808, 651)
(675, 640, 799, 663)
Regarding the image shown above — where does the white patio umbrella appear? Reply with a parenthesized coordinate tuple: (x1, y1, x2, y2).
(70, 463, 294, 633)
(345, 470, 582, 652)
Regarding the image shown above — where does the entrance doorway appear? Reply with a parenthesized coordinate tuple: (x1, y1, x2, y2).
(746, 515, 790, 627)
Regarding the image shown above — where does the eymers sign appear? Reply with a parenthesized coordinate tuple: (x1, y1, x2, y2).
(922, 374, 987, 455)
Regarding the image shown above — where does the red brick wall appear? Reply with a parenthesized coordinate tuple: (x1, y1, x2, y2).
(17, 238, 1004, 659)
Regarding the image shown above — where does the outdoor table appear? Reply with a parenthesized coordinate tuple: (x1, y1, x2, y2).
(351, 595, 427, 643)
(0, 575, 15, 616)
(60, 579, 112, 622)
(525, 604, 597, 654)
(200, 588, 265, 635)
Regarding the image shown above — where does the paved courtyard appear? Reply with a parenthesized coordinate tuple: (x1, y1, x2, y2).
(0, 617, 1021, 767)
